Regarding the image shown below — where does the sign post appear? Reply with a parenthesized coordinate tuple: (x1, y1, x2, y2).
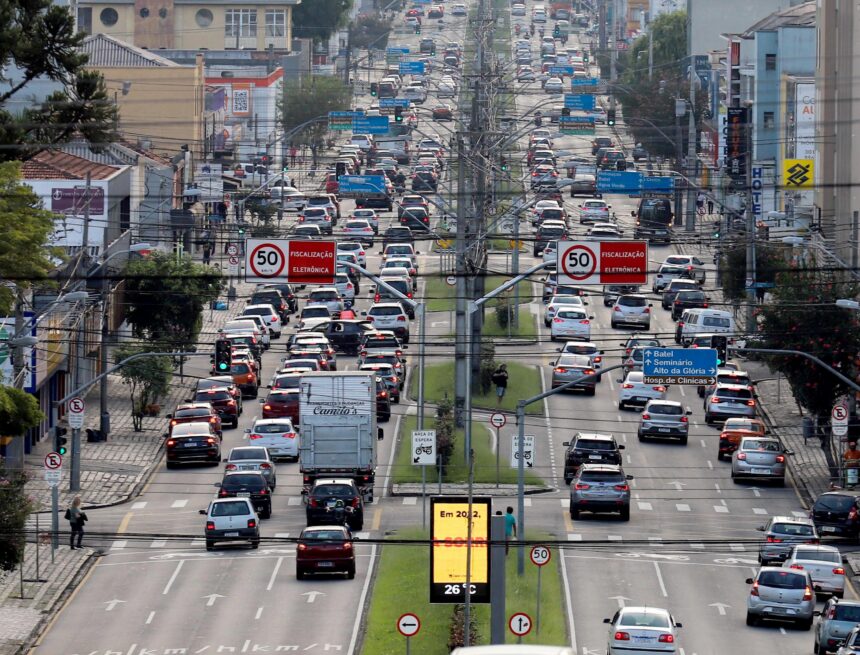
(490, 413, 506, 486)
(397, 613, 421, 655)
(508, 612, 533, 644)
(412, 430, 436, 529)
(529, 546, 551, 634)
(642, 347, 718, 385)
(68, 396, 85, 492)
(44, 452, 63, 554)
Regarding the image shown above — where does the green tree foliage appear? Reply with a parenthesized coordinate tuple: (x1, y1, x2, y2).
(0, 0, 117, 160)
(758, 263, 860, 418)
(113, 343, 173, 429)
(0, 162, 58, 315)
(122, 252, 222, 351)
(0, 466, 35, 570)
(719, 239, 785, 301)
(281, 77, 352, 161)
(292, 0, 352, 42)
(0, 385, 44, 436)
(349, 13, 392, 50)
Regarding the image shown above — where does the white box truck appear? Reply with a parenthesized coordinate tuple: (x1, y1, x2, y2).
(299, 372, 382, 501)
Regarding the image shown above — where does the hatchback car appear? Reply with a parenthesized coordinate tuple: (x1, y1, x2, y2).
(839, 626, 860, 655)
(570, 464, 632, 520)
(217, 471, 272, 519)
(815, 598, 860, 653)
(367, 302, 410, 341)
(652, 264, 690, 293)
(662, 255, 706, 284)
(562, 433, 624, 484)
(811, 491, 860, 541)
(578, 200, 611, 224)
(200, 497, 260, 551)
(359, 362, 402, 402)
(731, 436, 792, 485)
(224, 446, 277, 489)
(166, 402, 222, 438)
(306, 479, 364, 530)
(342, 219, 374, 247)
(638, 400, 690, 443)
(550, 307, 592, 341)
(704, 383, 757, 424)
(618, 372, 667, 410)
(551, 354, 597, 395)
(165, 426, 221, 468)
(611, 295, 652, 329)
(297, 526, 356, 579)
(337, 241, 367, 266)
(260, 388, 300, 424)
(718, 417, 767, 460)
(544, 294, 586, 326)
(246, 418, 299, 462)
(307, 287, 344, 315)
(192, 387, 239, 428)
(660, 279, 700, 310)
(758, 516, 820, 565)
(604, 607, 681, 654)
(670, 290, 709, 320)
(785, 544, 846, 598)
(745, 566, 815, 628)
(558, 341, 603, 377)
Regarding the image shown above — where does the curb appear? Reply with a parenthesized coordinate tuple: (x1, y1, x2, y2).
(390, 484, 557, 496)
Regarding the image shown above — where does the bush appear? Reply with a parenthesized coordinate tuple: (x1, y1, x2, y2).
(495, 294, 514, 329)
(447, 604, 478, 651)
(0, 468, 35, 570)
(436, 395, 455, 471)
(479, 340, 496, 395)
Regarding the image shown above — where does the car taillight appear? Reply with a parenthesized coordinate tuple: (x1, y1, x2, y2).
(790, 564, 804, 570)
(802, 586, 813, 601)
(210, 417, 217, 424)
(374, 294, 381, 302)
(297, 543, 307, 551)
(710, 397, 720, 403)
(284, 432, 297, 439)
(207, 438, 216, 445)
(641, 413, 650, 420)
(737, 452, 747, 460)
(614, 484, 629, 491)
(309, 498, 319, 508)
(680, 416, 688, 423)
(834, 567, 846, 575)
(747, 400, 756, 407)
(343, 541, 353, 550)
(166, 439, 175, 447)
(643, 307, 650, 313)
(206, 521, 215, 530)
(248, 519, 257, 529)
(653, 386, 665, 392)
(397, 316, 407, 322)
(594, 356, 602, 363)
(580, 320, 590, 325)
(766, 536, 781, 543)
(225, 463, 237, 470)
(249, 433, 262, 440)
(585, 369, 595, 375)
(553, 318, 563, 323)
(614, 632, 629, 641)
(750, 581, 760, 596)
(260, 487, 269, 495)
(298, 216, 305, 222)
(554, 367, 567, 374)
(674, 300, 680, 305)
(227, 400, 236, 406)
(703, 303, 708, 308)
(613, 307, 622, 312)
(260, 462, 271, 469)
(574, 483, 589, 490)
(263, 404, 272, 410)
(658, 635, 674, 644)
(622, 383, 634, 389)
(219, 488, 228, 497)
(849, 507, 858, 521)
(170, 419, 178, 426)
(380, 391, 388, 398)
(775, 455, 785, 463)
(351, 497, 361, 508)
(347, 283, 353, 290)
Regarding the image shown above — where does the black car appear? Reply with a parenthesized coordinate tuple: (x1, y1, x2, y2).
(256, 283, 298, 313)
(562, 433, 624, 484)
(400, 208, 431, 232)
(533, 223, 568, 256)
(306, 479, 364, 530)
(382, 226, 415, 248)
(660, 279, 699, 310)
(670, 290, 709, 320)
(375, 375, 392, 423)
(165, 432, 221, 468)
(411, 172, 438, 192)
(419, 37, 436, 54)
(811, 491, 860, 541)
(250, 289, 290, 321)
(218, 471, 272, 519)
(192, 388, 239, 428)
(355, 194, 394, 211)
(591, 137, 614, 156)
(309, 319, 376, 354)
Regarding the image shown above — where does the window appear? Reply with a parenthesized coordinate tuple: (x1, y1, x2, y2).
(765, 54, 776, 71)
(265, 9, 286, 37)
(100, 7, 118, 26)
(139, 7, 149, 17)
(763, 111, 775, 129)
(77, 6, 93, 32)
(225, 9, 257, 38)
(195, 8, 213, 26)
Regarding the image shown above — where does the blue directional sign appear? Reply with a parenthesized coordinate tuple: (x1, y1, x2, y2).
(352, 116, 390, 134)
(641, 176, 675, 194)
(550, 65, 574, 76)
(337, 175, 388, 195)
(387, 47, 410, 54)
(570, 77, 601, 93)
(379, 98, 411, 108)
(563, 93, 595, 111)
(596, 171, 643, 194)
(399, 61, 426, 75)
(559, 115, 595, 135)
(643, 348, 718, 385)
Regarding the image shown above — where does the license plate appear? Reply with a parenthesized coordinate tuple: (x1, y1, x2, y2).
(632, 636, 653, 644)
(239, 465, 255, 471)
(658, 428, 671, 433)
(317, 562, 335, 568)
(634, 397, 647, 402)
(822, 526, 837, 533)
(225, 531, 239, 537)
(238, 492, 251, 497)
(184, 443, 198, 447)
(588, 455, 602, 460)
(751, 468, 771, 474)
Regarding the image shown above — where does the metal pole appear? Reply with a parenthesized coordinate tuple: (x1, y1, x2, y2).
(685, 68, 697, 233)
(99, 276, 111, 438)
(489, 514, 506, 644)
(516, 401, 526, 575)
(421, 465, 426, 530)
(674, 110, 684, 226)
(70, 304, 84, 492)
(512, 212, 520, 329)
(609, 0, 617, 118)
(744, 118, 757, 332)
(455, 136, 468, 428)
(648, 28, 653, 80)
(51, 485, 59, 554)
(9, 290, 25, 472)
(496, 426, 500, 487)
(464, 305, 473, 470)
(417, 303, 426, 429)
(536, 564, 542, 634)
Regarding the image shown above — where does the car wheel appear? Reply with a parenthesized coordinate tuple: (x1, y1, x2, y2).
(745, 612, 758, 627)
(643, 323, 651, 331)
(297, 568, 306, 580)
(250, 539, 260, 549)
(610, 321, 618, 329)
(704, 414, 713, 425)
(166, 461, 175, 470)
(679, 436, 688, 445)
(798, 618, 814, 631)
(261, 507, 272, 519)
(205, 540, 215, 551)
(637, 431, 645, 441)
(586, 387, 596, 396)
(618, 401, 626, 410)
(232, 418, 239, 429)
(347, 564, 356, 580)
(619, 507, 630, 521)
(544, 320, 551, 327)
(816, 640, 827, 655)
(570, 508, 580, 520)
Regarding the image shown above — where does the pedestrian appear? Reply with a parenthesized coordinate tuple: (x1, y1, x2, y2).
(65, 496, 87, 550)
(491, 364, 509, 404)
(504, 506, 517, 555)
(202, 243, 211, 266)
(707, 196, 715, 215)
(696, 191, 705, 213)
(289, 144, 297, 167)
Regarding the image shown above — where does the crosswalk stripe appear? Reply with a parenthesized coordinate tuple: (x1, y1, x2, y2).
(132, 502, 147, 510)
(714, 505, 729, 513)
(607, 535, 622, 542)
(524, 498, 532, 507)
(729, 543, 745, 551)
(638, 502, 653, 511)
(110, 540, 128, 550)
(354, 532, 370, 540)
(402, 497, 417, 505)
(567, 534, 582, 541)
(150, 540, 167, 548)
(171, 500, 188, 509)
(676, 504, 691, 512)
(792, 511, 807, 519)
(274, 533, 291, 539)
(288, 497, 303, 506)
(752, 508, 767, 515)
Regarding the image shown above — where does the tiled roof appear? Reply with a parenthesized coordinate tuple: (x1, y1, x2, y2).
(81, 33, 181, 68)
(21, 150, 120, 180)
(743, 1, 815, 35)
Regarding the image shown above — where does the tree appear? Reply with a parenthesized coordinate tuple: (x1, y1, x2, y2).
(0, 386, 44, 437)
(122, 252, 222, 352)
(349, 13, 392, 50)
(757, 262, 860, 419)
(113, 343, 173, 431)
(0, 162, 59, 315)
(292, 0, 353, 42)
(281, 77, 352, 164)
(0, 0, 117, 161)
(719, 239, 785, 302)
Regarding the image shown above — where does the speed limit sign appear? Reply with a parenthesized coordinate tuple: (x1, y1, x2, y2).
(560, 244, 597, 282)
(248, 241, 286, 279)
(530, 545, 551, 567)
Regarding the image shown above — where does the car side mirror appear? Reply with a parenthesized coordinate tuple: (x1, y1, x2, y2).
(648, 304, 653, 308)
(222, 458, 228, 463)
(813, 610, 822, 616)
(686, 410, 692, 415)
(562, 441, 570, 447)
(626, 474, 634, 480)
(165, 413, 173, 419)
(674, 622, 683, 628)
(213, 482, 221, 488)
(266, 385, 272, 389)
(785, 449, 795, 456)
(378, 427, 384, 441)
(415, 251, 421, 254)
(603, 618, 611, 624)
(745, 578, 754, 585)
(245, 428, 251, 432)
(184, 398, 192, 403)
(198, 509, 207, 515)
(756, 526, 765, 532)
(617, 444, 626, 450)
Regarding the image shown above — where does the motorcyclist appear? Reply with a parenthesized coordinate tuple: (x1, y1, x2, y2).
(395, 171, 407, 192)
(515, 23, 521, 36)
(534, 110, 543, 127)
(529, 23, 535, 37)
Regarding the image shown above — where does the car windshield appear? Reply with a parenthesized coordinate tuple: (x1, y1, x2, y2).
(772, 523, 815, 536)
(815, 495, 857, 512)
(660, 266, 685, 275)
(231, 364, 250, 374)
(269, 389, 299, 399)
(223, 474, 266, 488)
(758, 571, 807, 589)
(312, 484, 354, 498)
(211, 501, 250, 517)
(196, 391, 230, 402)
(254, 423, 292, 434)
(557, 310, 586, 320)
(576, 439, 614, 451)
(678, 291, 706, 301)
(230, 449, 267, 461)
(310, 292, 338, 301)
(619, 612, 670, 628)
(648, 404, 682, 415)
(302, 307, 330, 318)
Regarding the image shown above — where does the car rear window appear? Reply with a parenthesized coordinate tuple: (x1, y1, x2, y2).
(815, 495, 857, 512)
(576, 439, 614, 451)
(758, 570, 807, 589)
(254, 423, 292, 434)
(175, 408, 211, 418)
(742, 439, 780, 451)
(211, 501, 250, 517)
(619, 296, 646, 307)
(717, 388, 753, 399)
(231, 364, 250, 374)
(312, 484, 354, 498)
(230, 449, 267, 461)
(302, 307, 330, 318)
(579, 471, 624, 484)
(794, 548, 840, 563)
(540, 228, 565, 238)
(619, 612, 670, 628)
(772, 523, 815, 536)
(303, 530, 347, 541)
(677, 291, 706, 301)
(223, 474, 267, 488)
(648, 404, 682, 415)
(557, 310, 587, 320)
(834, 604, 860, 622)
(703, 316, 731, 328)
(196, 391, 230, 402)
(311, 291, 338, 301)
(371, 306, 403, 316)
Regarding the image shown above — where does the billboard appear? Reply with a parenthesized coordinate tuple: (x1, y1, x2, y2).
(795, 82, 815, 161)
(726, 107, 748, 188)
(430, 496, 491, 604)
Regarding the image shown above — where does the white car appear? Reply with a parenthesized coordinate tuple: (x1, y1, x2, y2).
(587, 227, 623, 241)
(511, 2, 526, 14)
(605, 607, 681, 655)
(333, 273, 356, 303)
(221, 319, 269, 349)
(544, 295, 586, 326)
(306, 287, 344, 315)
(531, 199, 563, 224)
(201, 498, 260, 551)
(550, 306, 592, 341)
(783, 545, 845, 597)
(437, 81, 456, 97)
(245, 418, 299, 462)
(367, 302, 410, 341)
(544, 77, 564, 94)
(337, 241, 367, 267)
(342, 219, 374, 246)
(241, 304, 282, 338)
(618, 371, 667, 410)
(299, 207, 332, 234)
(578, 200, 612, 224)
(517, 66, 536, 82)
(351, 208, 379, 233)
(297, 305, 331, 330)
(383, 257, 418, 278)
(275, 187, 307, 212)
(382, 243, 418, 266)
(542, 241, 558, 265)
(662, 255, 706, 284)
(652, 264, 690, 292)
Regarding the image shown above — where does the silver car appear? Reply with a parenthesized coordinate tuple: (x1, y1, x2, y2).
(637, 400, 690, 444)
(551, 354, 597, 395)
(610, 295, 652, 329)
(758, 516, 820, 565)
(837, 625, 860, 655)
(224, 446, 277, 489)
(731, 436, 792, 485)
(704, 383, 757, 424)
(816, 598, 860, 654)
(745, 566, 815, 629)
(570, 464, 632, 521)
(784, 545, 846, 598)
(558, 341, 604, 379)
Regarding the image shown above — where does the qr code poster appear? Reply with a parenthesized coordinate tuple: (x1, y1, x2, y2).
(231, 84, 251, 116)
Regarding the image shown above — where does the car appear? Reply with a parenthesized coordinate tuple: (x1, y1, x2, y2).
(511, 2, 526, 14)
(558, 341, 603, 377)
(811, 490, 860, 541)
(745, 566, 815, 628)
(274, 187, 307, 211)
(587, 227, 623, 241)
(366, 302, 410, 341)
(530, 164, 559, 189)
(432, 103, 453, 120)
(618, 371, 667, 410)
(307, 287, 344, 315)
(718, 417, 767, 460)
(677, 308, 737, 344)
(224, 446, 276, 489)
(400, 206, 432, 230)
(544, 76, 564, 94)
(603, 284, 640, 307)
(570, 463, 632, 520)
(350, 208, 380, 233)
(544, 294, 586, 326)
(669, 289, 709, 320)
(359, 362, 402, 401)
(292, 224, 323, 239)
(611, 295, 652, 329)
(165, 402, 222, 438)
(534, 220, 568, 256)
(838, 625, 860, 654)
(731, 436, 792, 484)
(383, 257, 418, 283)
(562, 433, 624, 484)
(550, 306, 592, 341)
(660, 279, 700, 310)
(242, 304, 283, 338)
(373, 277, 415, 318)
(517, 65, 536, 81)
(358, 350, 405, 382)
(229, 361, 259, 398)
(551, 354, 597, 394)
(638, 400, 690, 444)
(245, 418, 299, 462)
(200, 497, 260, 550)
(758, 516, 820, 565)
(341, 219, 374, 246)
(306, 478, 364, 530)
(192, 386, 239, 428)
(815, 598, 860, 654)
(165, 424, 221, 467)
(604, 607, 680, 654)
(451, 3, 466, 15)
(531, 199, 563, 224)
(569, 174, 598, 197)
(249, 288, 290, 321)
(260, 388, 300, 424)
(652, 264, 690, 293)
(622, 347, 647, 374)
(785, 544, 846, 598)
(704, 383, 757, 424)
(196, 376, 243, 414)
(578, 200, 612, 223)
(333, 273, 356, 303)
(632, 144, 649, 161)
(299, 207, 333, 234)
(591, 137, 614, 155)
(296, 525, 356, 579)
(297, 305, 332, 330)
(217, 470, 272, 519)
(662, 255, 706, 284)
(597, 149, 626, 170)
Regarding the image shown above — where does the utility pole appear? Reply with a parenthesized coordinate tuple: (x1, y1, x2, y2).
(674, 100, 684, 227)
(598, 0, 606, 53)
(99, 266, 111, 438)
(8, 290, 26, 472)
(609, 0, 617, 119)
(685, 65, 698, 232)
(744, 117, 757, 333)
(648, 27, 653, 80)
(454, 135, 468, 428)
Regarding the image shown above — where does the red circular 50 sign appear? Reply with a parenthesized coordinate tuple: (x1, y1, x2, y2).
(249, 242, 286, 279)
(560, 244, 597, 281)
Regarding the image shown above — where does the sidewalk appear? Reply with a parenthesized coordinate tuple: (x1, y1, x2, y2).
(0, 254, 255, 655)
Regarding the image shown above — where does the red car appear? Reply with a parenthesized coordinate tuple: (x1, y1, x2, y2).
(261, 389, 301, 424)
(296, 525, 356, 579)
(191, 387, 239, 429)
(165, 402, 223, 438)
(432, 104, 453, 121)
(325, 173, 339, 195)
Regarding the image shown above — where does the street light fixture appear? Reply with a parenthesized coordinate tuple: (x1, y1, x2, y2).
(836, 299, 860, 310)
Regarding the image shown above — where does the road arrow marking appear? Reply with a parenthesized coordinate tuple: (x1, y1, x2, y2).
(749, 487, 761, 497)
(608, 595, 630, 608)
(202, 594, 224, 607)
(667, 481, 687, 491)
(104, 599, 126, 611)
(303, 590, 326, 603)
(709, 602, 730, 616)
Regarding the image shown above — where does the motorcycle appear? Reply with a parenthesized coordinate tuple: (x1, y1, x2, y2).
(322, 500, 356, 528)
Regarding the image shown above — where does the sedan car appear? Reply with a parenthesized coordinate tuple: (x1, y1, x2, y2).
(165, 426, 221, 468)
(604, 607, 680, 654)
(432, 103, 453, 121)
(718, 417, 767, 460)
(551, 354, 597, 394)
(731, 436, 792, 485)
(618, 372, 667, 410)
(571, 464, 632, 520)
(785, 544, 846, 598)
(217, 471, 272, 519)
(815, 598, 860, 654)
(611, 295, 652, 330)
(544, 76, 564, 94)
(745, 566, 815, 629)
(578, 200, 612, 224)
(341, 219, 374, 247)
(296, 526, 356, 579)
(224, 446, 276, 489)
(638, 400, 690, 444)
(350, 208, 379, 233)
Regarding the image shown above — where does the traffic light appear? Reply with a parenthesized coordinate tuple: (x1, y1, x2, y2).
(607, 109, 616, 126)
(500, 156, 508, 171)
(561, 107, 571, 117)
(414, 22, 421, 34)
(394, 106, 404, 123)
(237, 225, 245, 237)
(710, 335, 728, 366)
(370, 82, 378, 97)
(54, 426, 68, 456)
(215, 339, 232, 373)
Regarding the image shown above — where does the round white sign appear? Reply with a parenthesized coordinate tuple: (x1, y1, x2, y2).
(490, 413, 507, 429)
(397, 613, 421, 637)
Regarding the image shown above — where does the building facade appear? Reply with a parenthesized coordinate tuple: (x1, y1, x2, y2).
(687, 0, 804, 56)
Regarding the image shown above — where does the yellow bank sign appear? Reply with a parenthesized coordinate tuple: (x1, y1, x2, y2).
(430, 496, 491, 603)
(783, 159, 814, 188)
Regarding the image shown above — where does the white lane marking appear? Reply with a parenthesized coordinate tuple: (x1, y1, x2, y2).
(560, 529, 578, 653)
(171, 500, 188, 509)
(654, 561, 668, 597)
(561, 499, 571, 509)
(274, 532, 290, 538)
(714, 505, 729, 513)
(649, 537, 663, 543)
(620, 433, 627, 443)
(266, 556, 283, 591)
(190, 538, 205, 547)
(382, 414, 402, 499)
(707, 460, 713, 470)
(145, 611, 155, 625)
(608, 375, 616, 392)
(752, 508, 768, 515)
(627, 455, 632, 464)
(700, 439, 707, 448)
(692, 421, 700, 428)
(567, 534, 582, 541)
(638, 502, 653, 511)
(132, 502, 147, 510)
(676, 504, 691, 512)
(431, 321, 448, 327)
(162, 560, 184, 595)
(730, 543, 745, 552)
(779, 627, 787, 635)
(616, 414, 623, 423)
(792, 511, 807, 518)
(524, 498, 533, 507)
(679, 386, 686, 397)
(150, 540, 167, 548)
(110, 540, 128, 550)
(715, 483, 721, 494)
(255, 606, 264, 620)
(288, 497, 302, 506)
(347, 544, 377, 655)
(608, 535, 623, 541)
(689, 542, 705, 549)
(402, 497, 417, 505)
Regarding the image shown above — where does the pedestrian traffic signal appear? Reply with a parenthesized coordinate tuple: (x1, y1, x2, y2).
(607, 109, 616, 126)
(370, 82, 378, 97)
(710, 335, 728, 366)
(215, 339, 232, 373)
(54, 426, 68, 456)
(394, 106, 404, 123)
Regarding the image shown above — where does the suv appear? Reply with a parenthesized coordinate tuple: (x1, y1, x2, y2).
(255, 283, 298, 313)
(373, 278, 415, 318)
(249, 288, 290, 322)
(660, 279, 699, 310)
(704, 383, 756, 424)
(745, 566, 815, 628)
(811, 490, 860, 541)
(309, 319, 375, 355)
(534, 221, 568, 256)
(192, 387, 239, 428)
(367, 302, 410, 341)
(200, 497, 260, 550)
(591, 137, 614, 155)
(757, 516, 820, 565)
(670, 290, 709, 320)
(196, 376, 243, 414)
(306, 478, 364, 530)
(562, 433, 624, 484)
(610, 295, 652, 329)
(305, 194, 341, 222)
(246, 417, 299, 462)
(638, 400, 690, 444)
(382, 226, 415, 248)
(165, 424, 221, 467)
(569, 464, 632, 520)
(815, 598, 860, 653)
(261, 388, 300, 425)
(217, 471, 272, 519)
